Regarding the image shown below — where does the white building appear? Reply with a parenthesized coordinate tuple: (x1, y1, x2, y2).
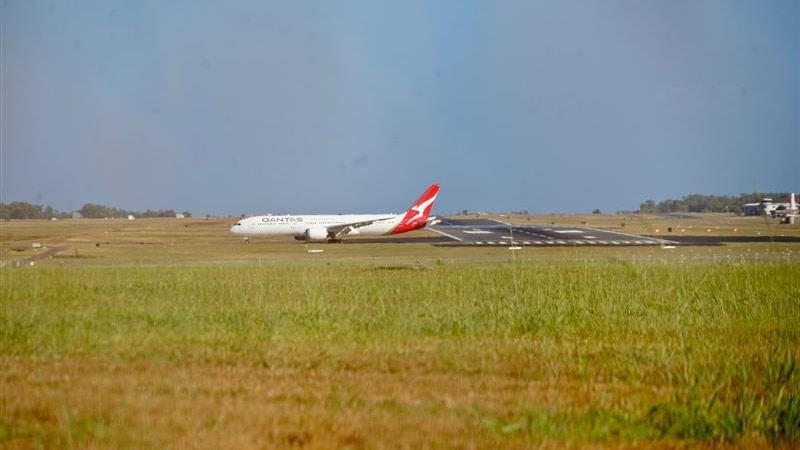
(744, 194, 798, 217)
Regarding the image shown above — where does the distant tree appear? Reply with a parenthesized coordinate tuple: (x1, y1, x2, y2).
(2, 201, 194, 219)
(642, 192, 790, 214)
(80, 203, 107, 218)
(592, 209, 602, 214)
(2, 202, 44, 219)
(639, 200, 656, 214)
(79, 203, 133, 218)
(0, 201, 70, 219)
(657, 198, 688, 213)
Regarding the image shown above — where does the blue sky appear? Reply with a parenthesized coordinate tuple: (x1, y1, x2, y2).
(2, 1, 798, 215)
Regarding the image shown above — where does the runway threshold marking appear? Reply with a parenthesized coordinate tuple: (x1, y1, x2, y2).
(430, 219, 676, 247)
(428, 227, 463, 242)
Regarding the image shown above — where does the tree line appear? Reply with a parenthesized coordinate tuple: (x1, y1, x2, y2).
(639, 192, 790, 214)
(0, 201, 192, 220)
(3, 193, 792, 219)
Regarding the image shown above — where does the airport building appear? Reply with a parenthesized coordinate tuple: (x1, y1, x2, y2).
(743, 194, 797, 219)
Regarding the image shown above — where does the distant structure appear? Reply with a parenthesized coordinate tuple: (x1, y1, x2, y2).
(743, 194, 798, 222)
(175, 213, 185, 219)
(72, 212, 83, 220)
(784, 193, 798, 224)
(743, 198, 776, 216)
(127, 215, 135, 220)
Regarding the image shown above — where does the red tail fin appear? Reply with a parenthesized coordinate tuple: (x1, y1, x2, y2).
(390, 184, 440, 234)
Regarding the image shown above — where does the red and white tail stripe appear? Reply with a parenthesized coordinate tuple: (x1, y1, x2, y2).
(390, 183, 440, 234)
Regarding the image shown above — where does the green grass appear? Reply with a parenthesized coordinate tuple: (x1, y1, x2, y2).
(2, 259, 799, 448)
(2, 217, 799, 448)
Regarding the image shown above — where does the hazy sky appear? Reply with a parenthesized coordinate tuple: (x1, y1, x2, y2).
(2, 1, 798, 215)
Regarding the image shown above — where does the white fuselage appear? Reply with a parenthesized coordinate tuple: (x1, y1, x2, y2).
(230, 214, 403, 238)
(230, 183, 440, 242)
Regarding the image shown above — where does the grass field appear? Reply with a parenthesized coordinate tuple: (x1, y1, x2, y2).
(1, 216, 799, 449)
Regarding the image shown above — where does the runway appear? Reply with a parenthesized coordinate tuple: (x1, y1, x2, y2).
(428, 218, 673, 247)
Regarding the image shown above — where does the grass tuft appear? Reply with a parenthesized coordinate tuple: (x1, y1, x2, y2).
(2, 218, 799, 448)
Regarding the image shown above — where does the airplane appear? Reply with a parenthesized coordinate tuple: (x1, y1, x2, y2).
(230, 183, 440, 242)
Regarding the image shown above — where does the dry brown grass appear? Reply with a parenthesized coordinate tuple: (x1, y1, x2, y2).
(2, 217, 798, 449)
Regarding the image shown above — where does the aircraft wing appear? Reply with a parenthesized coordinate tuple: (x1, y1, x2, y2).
(328, 216, 395, 240)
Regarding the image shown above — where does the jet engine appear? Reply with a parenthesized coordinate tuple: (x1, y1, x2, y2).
(303, 227, 330, 242)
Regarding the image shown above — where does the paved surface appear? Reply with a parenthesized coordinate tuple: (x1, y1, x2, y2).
(654, 235, 800, 246)
(428, 218, 673, 247)
(5, 245, 66, 267)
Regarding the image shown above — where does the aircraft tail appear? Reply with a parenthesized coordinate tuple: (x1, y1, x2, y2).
(390, 183, 440, 234)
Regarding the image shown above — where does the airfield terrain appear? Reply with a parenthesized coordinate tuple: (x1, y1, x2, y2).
(1, 214, 799, 449)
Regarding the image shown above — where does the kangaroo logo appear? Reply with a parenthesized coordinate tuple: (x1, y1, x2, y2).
(390, 184, 440, 235)
(406, 194, 437, 224)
